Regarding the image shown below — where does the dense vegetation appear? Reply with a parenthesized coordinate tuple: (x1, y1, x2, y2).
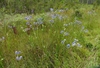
(0, 0, 100, 68)
(0, 0, 100, 14)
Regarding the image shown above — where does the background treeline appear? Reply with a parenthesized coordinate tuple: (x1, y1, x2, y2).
(0, 0, 100, 14)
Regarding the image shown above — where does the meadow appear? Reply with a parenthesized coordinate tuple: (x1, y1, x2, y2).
(0, 3, 100, 68)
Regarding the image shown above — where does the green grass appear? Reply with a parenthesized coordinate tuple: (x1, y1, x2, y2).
(0, 5, 100, 68)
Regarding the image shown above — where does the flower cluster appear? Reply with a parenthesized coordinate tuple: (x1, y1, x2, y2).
(34, 17, 44, 25)
(61, 38, 82, 48)
(66, 39, 82, 48)
(15, 51, 22, 61)
(74, 20, 82, 25)
(24, 16, 33, 35)
(71, 39, 82, 47)
(25, 16, 32, 20)
(60, 30, 70, 36)
(87, 10, 96, 15)
(81, 26, 89, 33)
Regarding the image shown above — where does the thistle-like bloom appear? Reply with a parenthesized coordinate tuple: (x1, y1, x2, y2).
(16, 56, 22, 61)
(25, 16, 32, 20)
(66, 44, 70, 48)
(15, 51, 21, 55)
(72, 41, 76, 46)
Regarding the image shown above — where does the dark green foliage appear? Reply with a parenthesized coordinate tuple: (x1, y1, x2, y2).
(0, 0, 80, 14)
(85, 42, 93, 51)
(75, 10, 82, 18)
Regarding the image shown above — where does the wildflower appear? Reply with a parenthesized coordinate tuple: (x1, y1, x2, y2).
(51, 14, 57, 19)
(36, 18, 43, 25)
(74, 39, 78, 42)
(61, 39, 66, 44)
(50, 8, 54, 12)
(59, 9, 64, 12)
(60, 30, 64, 34)
(58, 15, 63, 20)
(33, 22, 38, 25)
(49, 20, 54, 23)
(72, 39, 78, 46)
(84, 29, 89, 33)
(37, 18, 43, 22)
(72, 41, 76, 46)
(81, 26, 85, 31)
(26, 22, 30, 25)
(77, 43, 82, 47)
(63, 24, 68, 27)
(15, 51, 21, 55)
(25, 16, 32, 20)
(38, 21, 43, 25)
(16, 56, 22, 61)
(64, 32, 69, 36)
(66, 44, 70, 48)
(74, 20, 82, 25)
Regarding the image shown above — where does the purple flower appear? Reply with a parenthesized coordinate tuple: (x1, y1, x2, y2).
(25, 16, 32, 20)
(77, 43, 82, 48)
(66, 44, 70, 48)
(72, 42, 76, 46)
(16, 56, 22, 61)
(15, 51, 21, 55)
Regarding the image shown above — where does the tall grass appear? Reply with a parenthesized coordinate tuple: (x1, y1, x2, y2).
(0, 5, 100, 68)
